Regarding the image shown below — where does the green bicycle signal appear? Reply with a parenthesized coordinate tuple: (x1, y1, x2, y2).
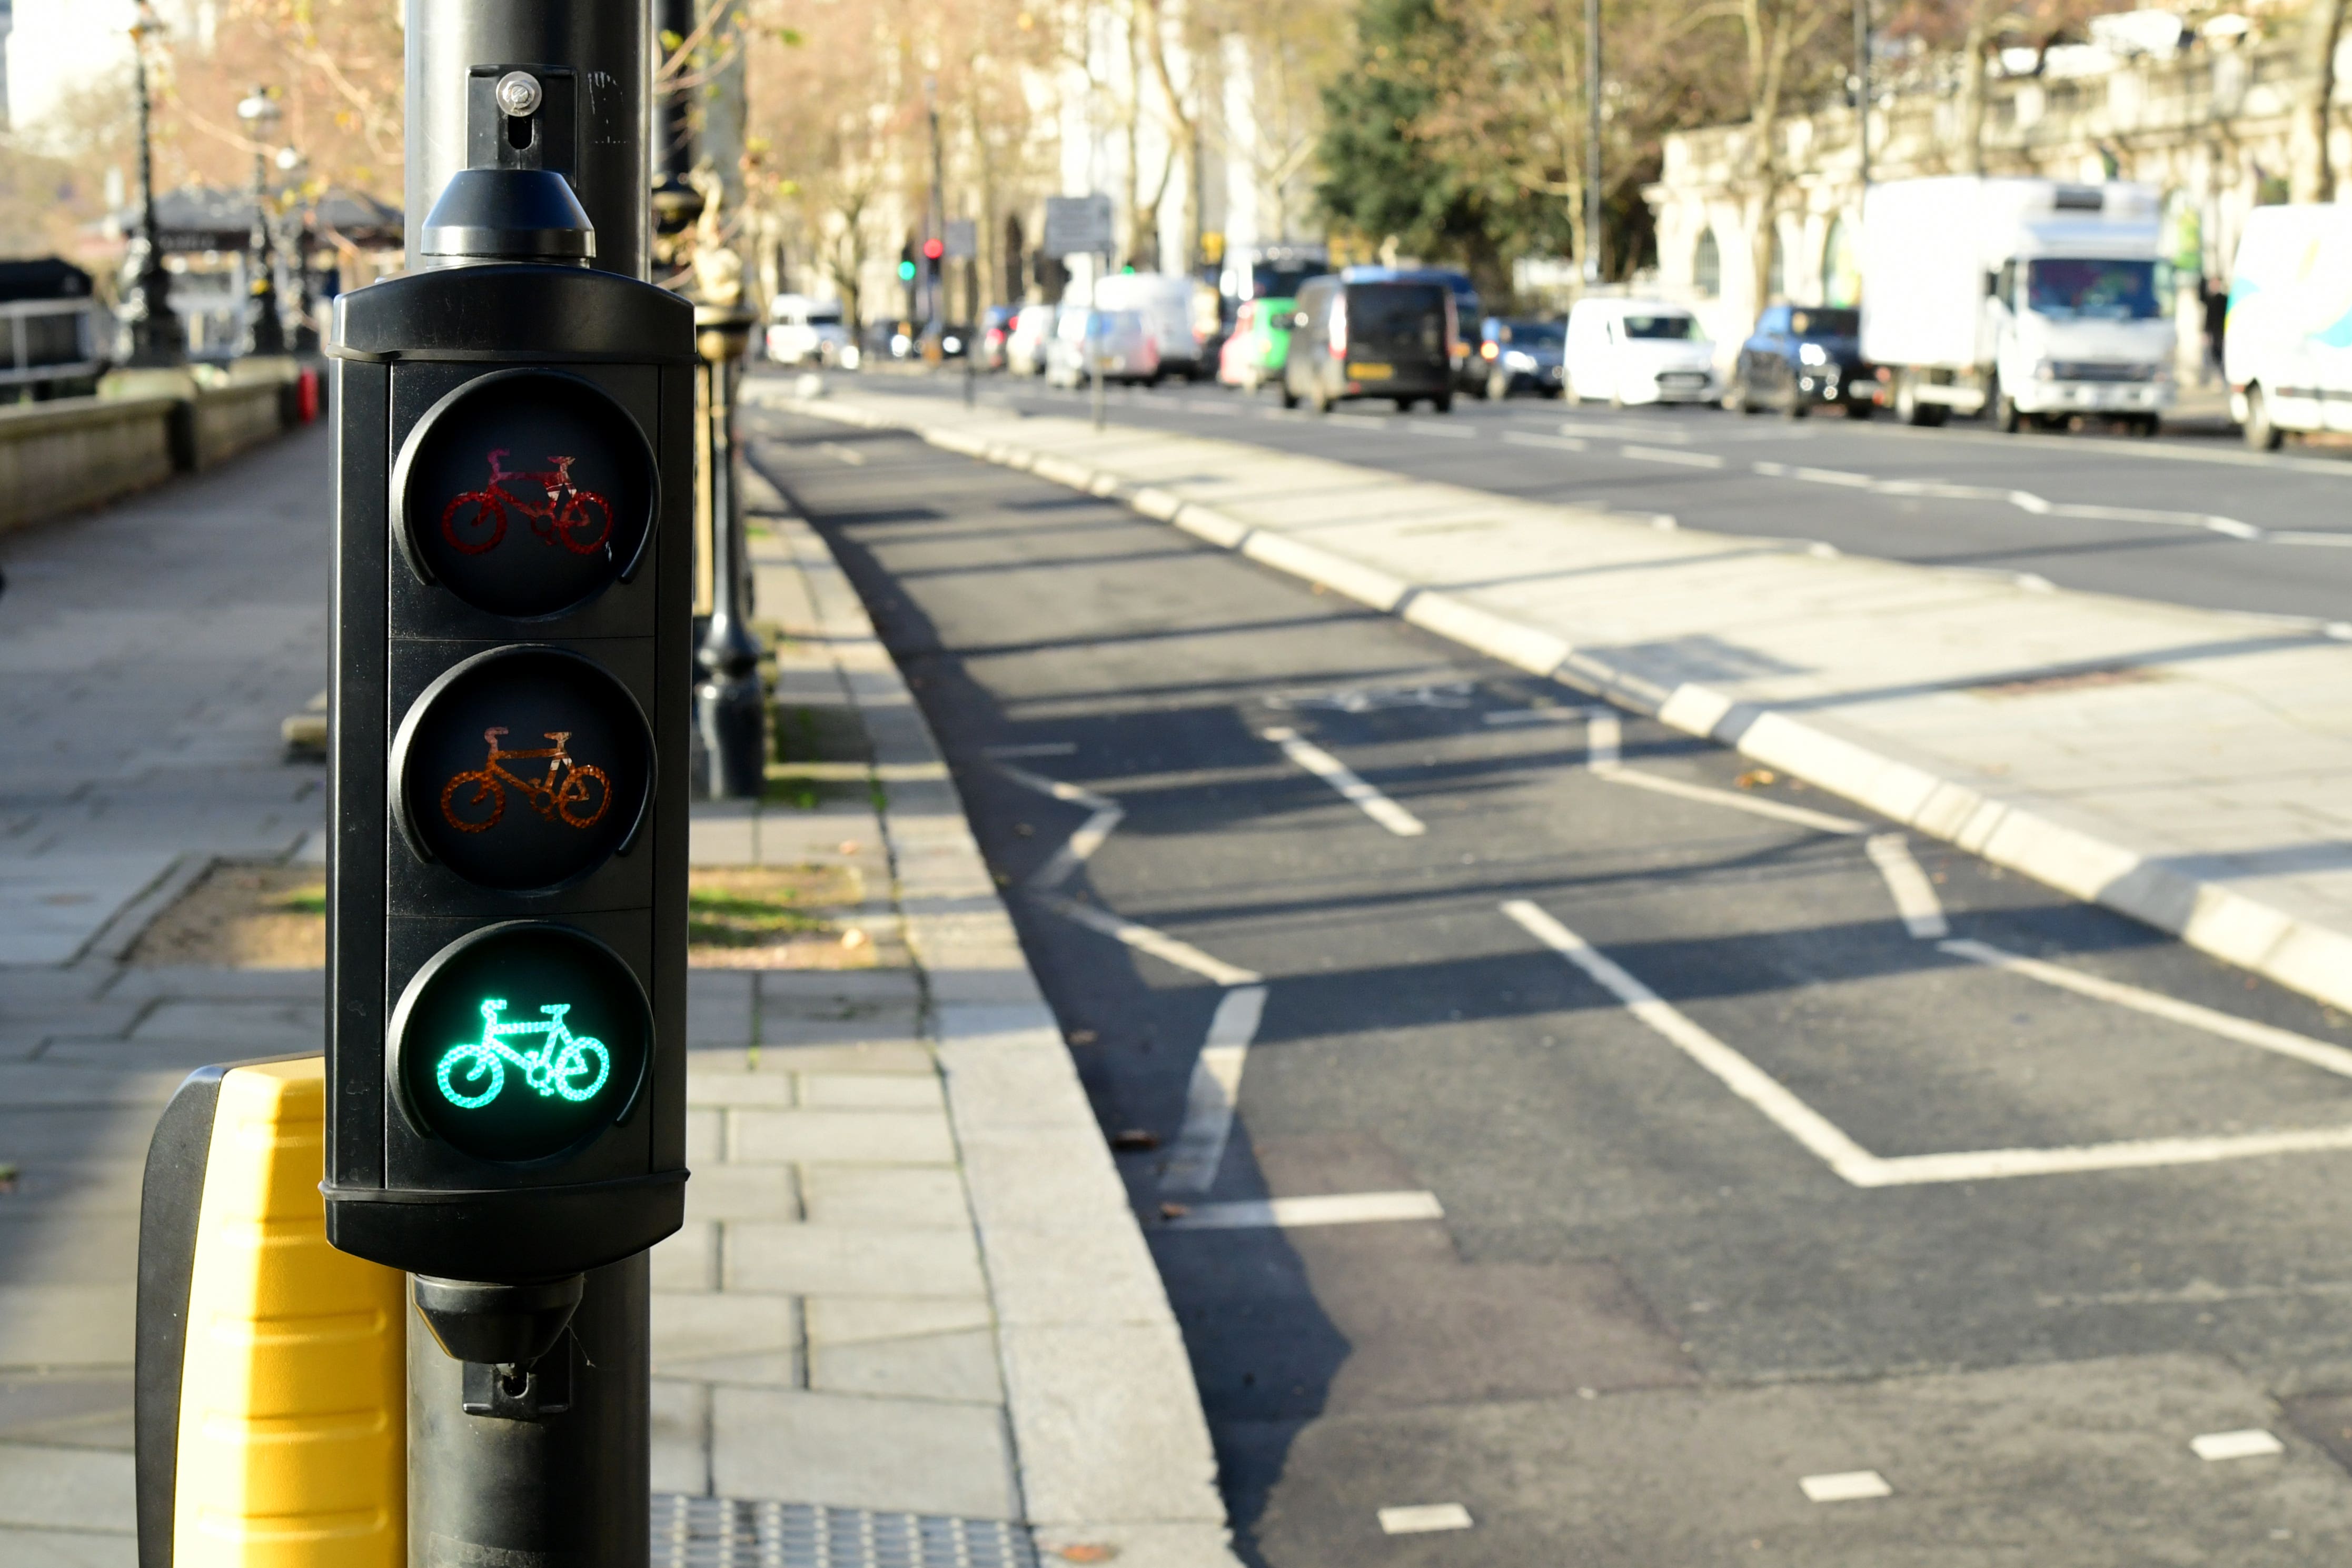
(436, 997, 612, 1109)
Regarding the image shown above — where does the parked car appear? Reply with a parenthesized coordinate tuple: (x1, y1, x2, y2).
(863, 320, 921, 363)
(2226, 202, 2352, 450)
(1045, 309, 1159, 388)
(765, 293, 851, 366)
(1728, 305, 1873, 418)
(1477, 317, 1566, 399)
(1217, 296, 1296, 392)
(977, 304, 1022, 371)
(921, 322, 974, 360)
(1006, 303, 1059, 376)
(1564, 298, 1718, 406)
(1283, 274, 1456, 413)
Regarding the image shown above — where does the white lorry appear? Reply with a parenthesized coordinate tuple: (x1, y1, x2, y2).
(1085, 271, 1205, 381)
(1860, 177, 2175, 434)
(2224, 203, 2352, 450)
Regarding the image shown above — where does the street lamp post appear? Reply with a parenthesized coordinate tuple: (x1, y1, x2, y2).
(236, 85, 287, 357)
(120, 4, 182, 368)
(1585, 0, 1603, 287)
(1855, 0, 1873, 190)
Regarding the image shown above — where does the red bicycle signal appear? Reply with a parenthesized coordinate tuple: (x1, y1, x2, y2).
(441, 448, 615, 558)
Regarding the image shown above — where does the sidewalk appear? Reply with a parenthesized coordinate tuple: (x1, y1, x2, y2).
(766, 378, 2352, 1017)
(0, 425, 1236, 1564)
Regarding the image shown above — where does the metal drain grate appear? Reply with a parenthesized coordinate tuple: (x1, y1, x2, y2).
(652, 1495, 1039, 1568)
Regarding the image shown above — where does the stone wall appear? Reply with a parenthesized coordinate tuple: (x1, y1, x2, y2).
(0, 377, 308, 538)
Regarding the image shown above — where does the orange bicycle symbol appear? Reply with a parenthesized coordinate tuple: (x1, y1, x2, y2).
(440, 727, 613, 834)
(440, 448, 614, 557)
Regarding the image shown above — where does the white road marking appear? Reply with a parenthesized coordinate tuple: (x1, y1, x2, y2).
(1377, 1504, 1474, 1535)
(1505, 900, 2352, 1187)
(1040, 894, 1263, 986)
(1939, 938, 2352, 1081)
(995, 764, 1125, 891)
(2272, 531, 2352, 547)
(1800, 1471, 1892, 1503)
(1621, 444, 1726, 468)
(1161, 985, 1269, 1194)
(1261, 726, 1427, 837)
(1160, 1189, 1445, 1230)
(1503, 900, 1886, 1184)
(1483, 707, 1581, 727)
(1500, 431, 1589, 452)
(1585, 708, 1622, 767)
(983, 741, 1078, 758)
(2192, 1430, 2284, 1462)
(1749, 459, 2279, 545)
(1402, 422, 1480, 440)
(1326, 412, 1387, 429)
(816, 441, 867, 466)
(1589, 706, 1867, 834)
(1865, 834, 1950, 938)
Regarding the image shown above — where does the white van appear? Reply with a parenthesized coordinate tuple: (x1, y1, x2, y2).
(2225, 203, 2352, 450)
(1565, 299, 1718, 405)
(1085, 272, 1202, 381)
(765, 294, 851, 367)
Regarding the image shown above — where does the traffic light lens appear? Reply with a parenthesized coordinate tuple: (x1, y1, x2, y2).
(922, 239, 944, 261)
(396, 370, 656, 620)
(394, 647, 655, 892)
(394, 922, 650, 1163)
(898, 260, 916, 281)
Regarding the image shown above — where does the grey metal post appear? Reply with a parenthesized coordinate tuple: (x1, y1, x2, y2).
(239, 85, 288, 358)
(1585, 0, 1603, 286)
(1091, 249, 1106, 431)
(406, 0, 650, 280)
(694, 303, 766, 799)
(1854, 0, 1872, 191)
(400, 3, 653, 1562)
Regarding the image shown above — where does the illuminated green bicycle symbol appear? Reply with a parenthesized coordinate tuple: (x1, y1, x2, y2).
(435, 999, 612, 1110)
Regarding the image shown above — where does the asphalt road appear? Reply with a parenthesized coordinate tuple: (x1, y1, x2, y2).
(748, 409, 2352, 1565)
(872, 371, 2352, 627)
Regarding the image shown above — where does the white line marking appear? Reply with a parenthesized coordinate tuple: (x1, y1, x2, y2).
(1040, 895, 1262, 986)
(995, 763, 1126, 890)
(816, 441, 867, 466)
(982, 741, 1078, 758)
(1585, 708, 1622, 767)
(1325, 412, 1386, 429)
(1483, 708, 1581, 727)
(1750, 459, 2270, 543)
(1865, 834, 1950, 938)
(1502, 900, 1885, 1183)
(1939, 938, 2352, 1081)
(1161, 985, 1268, 1194)
(1865, 1125, 2352, 1185)
(1593, 765, 1869, 835)
(1402, 422, 1480, 440)
(1500, 431, 1589, 452)
(1377, 1504, 1474, 1535)
(2272, 531, 2352, 547)
(1800, 1471, 1892, 1503)
(1261, 727, 1427, 837)
(1621, 444, 1725, 468)
(2192, 1429, 2284, 1462)
(1160, 1189, 1444, 1230)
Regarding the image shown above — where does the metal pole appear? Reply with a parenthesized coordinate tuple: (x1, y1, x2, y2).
(694, 305, 765, 798)
(240, 86, 287, 358)
(1585, 0, 1603, 286)
(928, 96, 946, 336)
(1855, 0, 1872, 191)
(122, 5, 181, 368)
(400, 4, 652, 1561)
(1091, 249, 1106, 430)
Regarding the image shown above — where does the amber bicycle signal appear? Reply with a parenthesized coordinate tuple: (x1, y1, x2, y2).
(440, 448, 615, 557)
(440, 726, 612, 833)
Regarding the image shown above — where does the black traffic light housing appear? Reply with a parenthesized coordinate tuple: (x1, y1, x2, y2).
(324, 70, 693, 1288)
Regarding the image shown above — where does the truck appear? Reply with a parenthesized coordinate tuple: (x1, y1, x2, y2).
(1859, 177, 2175, 435)
(2223, 202, 2352, 450)
(1084, 271, 1209, 381)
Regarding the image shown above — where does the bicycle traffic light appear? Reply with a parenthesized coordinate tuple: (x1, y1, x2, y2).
(323, 64, 693, 1286)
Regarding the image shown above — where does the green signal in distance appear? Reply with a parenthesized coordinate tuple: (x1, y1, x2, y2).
(436, 998, 612, 1109)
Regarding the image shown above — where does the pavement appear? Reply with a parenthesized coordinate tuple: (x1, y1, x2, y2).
(762, 373, 2352, 1026)
(0, 423, 1235, 1563)
(738, 403, 2352, 1565)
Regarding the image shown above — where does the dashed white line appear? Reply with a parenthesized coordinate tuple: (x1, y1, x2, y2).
(1162, 985, 1268, 1194)
(1261, 726, 1427, 837)
(1748, 458, 2285, 544)
(1940, 937, 2352, 1081)
(1160, 1189, 1445, 1230)
(1865, 834, 1950, 939)
(996, 763, 1125, 891)
(1800, 1471, 1892, 1503)
(1402, 421, 1480, 440)
(1585, 708, 1622, 767)
(2191, 1429, 2284, 1461)
(816, 441, 867, 466)
(1377, 1504, 1474, 1535)
(1621, 444, 1726, 468)
(983, 741, 1078, 758)
(1500, 431, 1589, 452)
(1040, 894, 1263, 986)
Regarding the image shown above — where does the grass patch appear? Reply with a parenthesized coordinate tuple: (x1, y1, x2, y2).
(133, 863, 328, 968)
(687, 865, 877, 969)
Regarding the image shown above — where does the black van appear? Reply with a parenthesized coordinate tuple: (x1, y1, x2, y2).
(1282, 276, 1456, 414)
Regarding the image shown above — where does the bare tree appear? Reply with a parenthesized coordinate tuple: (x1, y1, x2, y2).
(2291, 0, 2349, 201)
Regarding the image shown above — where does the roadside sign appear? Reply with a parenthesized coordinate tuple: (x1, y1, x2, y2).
(945, 219, 978, 261)
(1044, 194, 1115, 258)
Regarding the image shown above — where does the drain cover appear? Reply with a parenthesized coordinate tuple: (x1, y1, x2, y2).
(653, 1495, 1039, 1568)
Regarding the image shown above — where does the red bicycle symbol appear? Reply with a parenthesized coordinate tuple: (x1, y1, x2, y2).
(440, 727, 612, 834)
(440, 449, 614, 557)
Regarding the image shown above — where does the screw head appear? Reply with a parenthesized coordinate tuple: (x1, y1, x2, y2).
(494, 71, 543, 118)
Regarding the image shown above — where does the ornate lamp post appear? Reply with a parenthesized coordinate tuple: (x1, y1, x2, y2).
(275, 145, 321, 352)
(119, 3, 182, 368)
(235, 85, 287, 357)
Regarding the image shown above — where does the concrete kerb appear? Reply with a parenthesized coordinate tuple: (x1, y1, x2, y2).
(770, 386, 2352, 1020)
(755, 470, 1242, 1564)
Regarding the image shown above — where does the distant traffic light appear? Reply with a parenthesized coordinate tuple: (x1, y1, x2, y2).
(898, 255, 916, 282)
(922, 237, 945, 262)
